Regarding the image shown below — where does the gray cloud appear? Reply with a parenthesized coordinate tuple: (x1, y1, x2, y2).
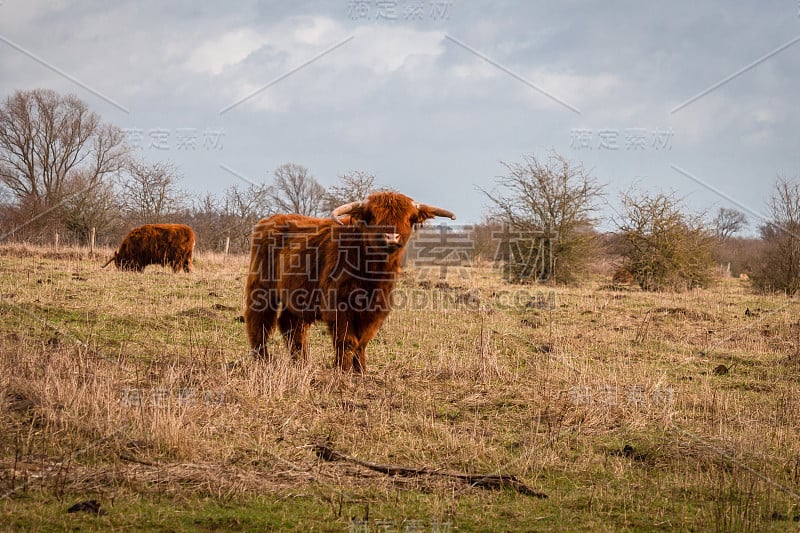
(0, 0, 797, 226)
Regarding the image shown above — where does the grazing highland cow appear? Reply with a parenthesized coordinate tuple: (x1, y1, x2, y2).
(245, 191, 455, 372)
(103, 223, 195, 273)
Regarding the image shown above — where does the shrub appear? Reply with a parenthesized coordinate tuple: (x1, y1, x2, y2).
(615, 190, 715, 291)
(481, 152, 603, 284)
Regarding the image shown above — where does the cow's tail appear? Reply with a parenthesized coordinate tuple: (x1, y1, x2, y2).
(101, 253, 116, 269)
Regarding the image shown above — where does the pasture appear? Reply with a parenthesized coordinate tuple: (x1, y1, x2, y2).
(1, 244, 799, 531)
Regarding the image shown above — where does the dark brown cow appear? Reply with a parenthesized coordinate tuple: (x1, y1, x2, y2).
(102, 223, 195, 273)
(244, 191, 455, 372)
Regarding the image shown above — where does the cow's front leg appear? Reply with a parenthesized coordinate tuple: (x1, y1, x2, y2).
(334, 337, 359, 372)
(328, 319, 360, 372)
(349, 312, 385, 373)
(352, 345, 366, 374)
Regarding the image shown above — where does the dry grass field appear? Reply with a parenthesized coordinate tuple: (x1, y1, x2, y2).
(1, 244, 800, 531)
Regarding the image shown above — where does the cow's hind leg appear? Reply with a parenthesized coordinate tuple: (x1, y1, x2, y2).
(245, 282, 280, 361)
(278, 310, 309, 364)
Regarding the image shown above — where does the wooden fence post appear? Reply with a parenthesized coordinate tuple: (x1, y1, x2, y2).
(89, 227, 96, 255)
(54, 232, 59, 251)
(224, 236, 230, 257)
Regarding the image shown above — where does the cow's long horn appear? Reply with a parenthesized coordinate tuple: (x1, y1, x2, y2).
(101, 255, 115, 268)
(331, 200, 363, 225)
(415, 203, 456, 220)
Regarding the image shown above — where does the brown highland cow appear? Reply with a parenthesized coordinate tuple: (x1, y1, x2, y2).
(103, 223, 195, 273)
(245, 191, 455, 372)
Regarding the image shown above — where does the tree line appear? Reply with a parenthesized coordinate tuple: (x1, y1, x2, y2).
(478, 152, 794, 294)
(1, 89, 798, 294)
(0, 89, 375, 253)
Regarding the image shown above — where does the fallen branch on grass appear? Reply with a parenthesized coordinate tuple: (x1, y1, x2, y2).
(312, 442, 547, 498)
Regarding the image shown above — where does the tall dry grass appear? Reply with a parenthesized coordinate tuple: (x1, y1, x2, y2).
(1, 245, 800, 529)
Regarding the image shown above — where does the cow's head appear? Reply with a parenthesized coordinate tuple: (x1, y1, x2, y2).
(331, 191, 455, 253)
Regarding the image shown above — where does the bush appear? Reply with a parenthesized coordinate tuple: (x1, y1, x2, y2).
(481, 152, 603, 284)
(615, 190, 715, 291)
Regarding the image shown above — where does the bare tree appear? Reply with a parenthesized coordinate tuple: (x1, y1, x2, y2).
(480, 152, 603, 283)
(0, 89, 127, 231)
(222, 183, 274, 251)
(752, 176, 800, 294)
(767, 176, 800, 228)
(615, 190, 715, 291)
(119, 159, 183, 225)
(713, 207, 748, 240)
(270, 163, 326, 216)
(324, 170, 376, 211)
(60, 172, 120, 243)
(183, 192, 223, 251)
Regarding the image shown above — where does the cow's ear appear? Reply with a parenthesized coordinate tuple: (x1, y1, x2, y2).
(350, 206, 374, 225)
(337, 214, 362, 226)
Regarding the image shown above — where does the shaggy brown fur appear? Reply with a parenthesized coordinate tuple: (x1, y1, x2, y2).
(244, 191, 455, 372)
(103, 224, 195, 273)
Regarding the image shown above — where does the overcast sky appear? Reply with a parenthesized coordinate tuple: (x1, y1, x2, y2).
(1, 1, 798, 231)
